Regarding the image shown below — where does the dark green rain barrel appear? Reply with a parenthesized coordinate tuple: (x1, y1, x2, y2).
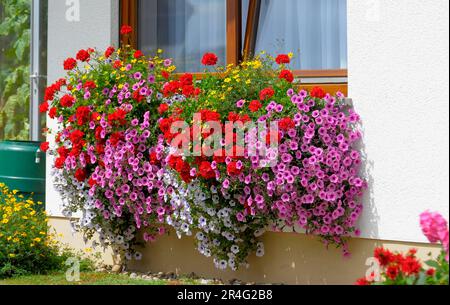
(0, 141, 46, 208)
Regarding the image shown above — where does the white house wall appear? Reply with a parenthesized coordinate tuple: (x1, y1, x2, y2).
(348, 0, 449, 242)
(46, 0, 449, 244)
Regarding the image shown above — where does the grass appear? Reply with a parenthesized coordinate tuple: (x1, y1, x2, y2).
(0, 272, 202, 285)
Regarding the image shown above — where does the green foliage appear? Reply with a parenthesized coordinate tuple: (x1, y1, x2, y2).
(0, 182, 100, 278)
(0, 0, 31, 140)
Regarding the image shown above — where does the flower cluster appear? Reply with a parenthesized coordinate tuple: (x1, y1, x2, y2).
(42, 27, 175, 258)
(160, 53, 366, 268)
(44, 26, 366, 269)
(356, 211, 449, 285)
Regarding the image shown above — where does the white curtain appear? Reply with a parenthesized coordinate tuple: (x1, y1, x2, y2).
(139, 0, 226, 72)
(249, 0, 347, 70)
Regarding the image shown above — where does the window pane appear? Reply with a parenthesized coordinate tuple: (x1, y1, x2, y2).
(138, 0, 227, 72)
(243, 0, 347, 70)
(0, 0, 31, 140)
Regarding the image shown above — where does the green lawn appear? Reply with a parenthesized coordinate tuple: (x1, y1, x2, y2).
(0, 272, 201, 285)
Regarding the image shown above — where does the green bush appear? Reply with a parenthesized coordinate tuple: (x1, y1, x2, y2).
(0, 182, 99, 278)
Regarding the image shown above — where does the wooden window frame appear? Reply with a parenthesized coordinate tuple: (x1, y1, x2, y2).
(120, 0, 347, 95)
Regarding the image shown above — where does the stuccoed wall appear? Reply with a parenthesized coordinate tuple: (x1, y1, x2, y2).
(348, 0, 449, 243)
(46, 0, 119, 216)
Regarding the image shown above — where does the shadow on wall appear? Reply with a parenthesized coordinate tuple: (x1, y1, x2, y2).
(357, 116, 380, 239)
(127, 229, 387, 284)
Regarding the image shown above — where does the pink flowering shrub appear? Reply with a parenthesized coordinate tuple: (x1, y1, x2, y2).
(420, 211, 449, 261)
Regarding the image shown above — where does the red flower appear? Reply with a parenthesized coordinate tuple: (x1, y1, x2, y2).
(182, 85, 196, 97)
(110, 132, 123, 147)
(113, 60, 122, 69)
(355, 278, 370, 286)
(75, 106, 91, 126)
(158, 103, 169, 115)
(179, 73, 193, 86)
(201, 53, 218, 66)
(248, 100, 262, 113)
(426, 268, 435, 277)
(386, 265, 400, 280)
(279, 69, 294, 83)
(40, 142, 49, 152)
(266, 130, 281, 145)
(69, 130, 84, 144)
(374, 247, 395, 267)
(74, 168, 87, 182)
(134, 50, 144, 59)
(260, 87, 275, 101)
(63, 58, 77, 70)
(104, 46, 115, 58)
(132, 91, 145, 102)
(54, 157, 65, 169)
(200, 110, 221, 122)
(401, 256, 421, 275)
(57, 146, 69, 159)
(76, 49, 90, 62)
(199, 161, 215, 179)
(83, 81, 97, 90)
(227, 161, 242, 176)
(48, 107, 57, 119)
(310, 86, 326, 99)
(279, 117, 295, 131)
(275, 54, 290, 65)
(88, 178, 97, 187)
(159, 118, 173, 134)
(120, 25, 133, 35)
(161, 70, 170, 79)
(149, 152, 159, 165)
(108, 109, 128, 126)
(39, 101, 49, 113)
(60, 94, 75, 108)
(95, 143, 105, 155)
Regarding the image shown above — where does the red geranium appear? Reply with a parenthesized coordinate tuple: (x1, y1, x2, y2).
(227, 161, 242, 176)
(74, 168, 87, 182)
(374, 247, 395, 267)
(83, 81, 97, 90)
(39, 101, 49, 113)
(248, 100, 262, 113)
(201, 53, 218, 66)
(108, 109, 128, 126)
(63, 57, 77, 70)
(275, 54, 290, 65)
(60, 94, 75, 108)
(386, 265, 400, 280)
(198, 161, 215, 179)
(75, 106, 91, 126)
(279, 70, 294, 83)
(279, 117, 295, 131)
(311, 86, 326, 99)
(149, 152, 159, 165)
(179, 73, 193, 86)
(54, 157, 65, 169)
(113, 60, 122, 69)
(200, 110, 221, 122)
(104, 46, 115, 58)
(401, 256, 421, 275)
(76, 49, 90, 62)
(120, 25, 133, 35)
(260, 87, 275, 101)
(158, 103, 169, 115)
(161, 70, 170, 80)
(69, 130, 84, 145)
(40, 142, 49, 153)
(110, 132, 123, 147)
(48, 107, 57, 119)
(134, 50, 144, 59)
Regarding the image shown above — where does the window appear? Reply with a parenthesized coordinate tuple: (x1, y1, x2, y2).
(138, 0, 227, 72)
(0, 0, 47, 141)
(242, 0, 347, 70)
(123, 0, 347, 93)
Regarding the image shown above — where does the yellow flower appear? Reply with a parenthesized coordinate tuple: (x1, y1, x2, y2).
(157, 49, 163, 54)
(288, 52, 294, 59)
(224, 78, 231, 83)
(9, 254, 16, 258)
(2, 219, 9, 224)
(33, 237, 42, 243)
